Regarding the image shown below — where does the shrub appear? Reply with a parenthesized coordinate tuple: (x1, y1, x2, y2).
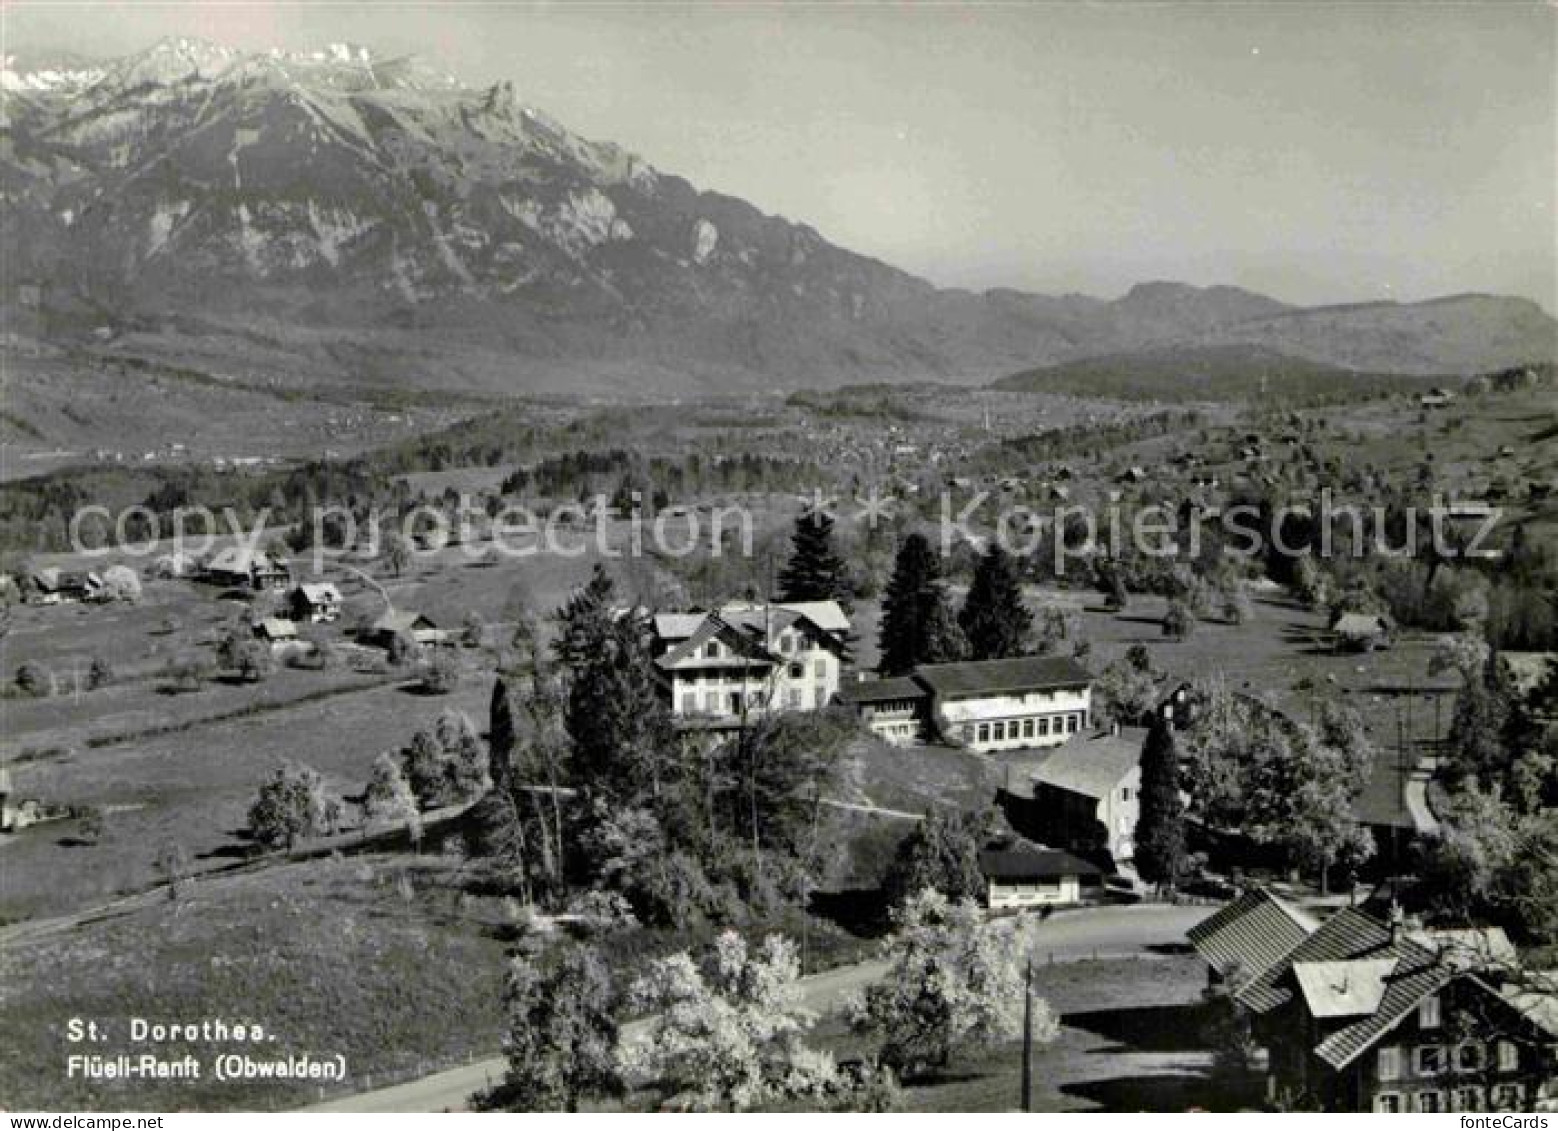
(86, 656, 114, 690)
(1162, 599, 1196, 640)
(99, 564, 142, 603)
(15, 661, 55, 698)
(247, 762, 344, 850)
(420, 648, 460, 694)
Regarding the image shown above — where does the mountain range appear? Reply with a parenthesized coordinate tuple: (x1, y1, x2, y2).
(3, 37, 1554, 396)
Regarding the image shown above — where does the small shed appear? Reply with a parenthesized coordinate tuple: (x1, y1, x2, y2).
(978, 838, 1102, 909)
(253, 618, 300, 646)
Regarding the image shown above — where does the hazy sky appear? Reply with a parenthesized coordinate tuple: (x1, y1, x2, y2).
(5, 2, 1554, 311)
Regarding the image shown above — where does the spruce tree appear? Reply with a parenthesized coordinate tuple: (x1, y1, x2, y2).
(489, 677, 517, 789)
(554, 571, 674, 807)
(776, 510, 850, 606)
(1135, 720, 1187, 893)
(879, 532, 965, 676)
(958, 543, 1032, 661)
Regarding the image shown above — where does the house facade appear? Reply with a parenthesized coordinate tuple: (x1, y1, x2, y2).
(978, 837, 1101, 909)
(1189, 898, 1558, 1113)
(842, 656, 1092, 753)
(290, 582, 343, 623)
(835, 675, 925, 745)
(650, 601, 850, 734)
(200, 548, 289, 591)
(1002, 727, 1145, 869)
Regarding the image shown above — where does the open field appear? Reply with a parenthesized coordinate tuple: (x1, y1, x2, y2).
(0, 852, 511, 1111)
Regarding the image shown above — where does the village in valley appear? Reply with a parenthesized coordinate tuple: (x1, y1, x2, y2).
(2, 358, 1554, 1113)
(1, 6, 1556, 1117)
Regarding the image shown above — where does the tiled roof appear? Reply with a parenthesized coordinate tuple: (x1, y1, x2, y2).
(653, 601, 851, 642)
(1187, 888, 1320, 980)
(1310, 942, 1451, 1069)
(836, 676, 927, 705)
(1292, 958, 1398, 1018)
(372, 610, 434, 634)
(1237, 907, 1397, 1015)
(655, 615, 776, 670)
(1502, 984, 1558, 1039)
(979, 840, 1102, 881)
(913, 655, 1092, 698)
(1029, 728, 1146, 800)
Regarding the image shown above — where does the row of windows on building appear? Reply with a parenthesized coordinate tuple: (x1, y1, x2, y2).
(1374, 1082, 1526, 1113)
(703, 634, 817, 660)
(682, 660, 828, 682)
(1377, 1038, 1521, 1081)
(680, 686, 827, 715)
(963, 712, 1088, 745)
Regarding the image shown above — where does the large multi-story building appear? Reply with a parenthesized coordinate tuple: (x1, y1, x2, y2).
(650, 601, 850, 734)
(839, 655, 1093, 753)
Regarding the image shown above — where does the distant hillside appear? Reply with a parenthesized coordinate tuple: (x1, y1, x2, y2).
(992, 343, 1439, 401)
(2, 38, 1554, 396)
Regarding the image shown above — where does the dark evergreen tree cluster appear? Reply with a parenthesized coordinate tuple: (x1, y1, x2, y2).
(776, 510, 851, 607)
(958, 544, 1032, 661)
(877, 532, 965, 676)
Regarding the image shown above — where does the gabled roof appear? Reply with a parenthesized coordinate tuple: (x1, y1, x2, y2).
(255, 617, 298, 640)
(1237, 907, 1397, 1015)
(836, 675, 927, 705)
(294, 582, 342, 604)
(652, 600, 850, 642)
(1293, 958, 1398, 1018)
(206, 546, 281, 575)
(1029, 728, 1146, 800)
(1188, 887, 1321, 980)
(1502, 983, 1558, 1039)
(913, 655, 1092, 698)
(1410, 926, 1518, 971)
(652, 612, 707, 641)
(979, 840, 1102, 882)
(655, 615, 777, 670)
(372, 610, 435, 634)
(1310, 943, 1454, 1069)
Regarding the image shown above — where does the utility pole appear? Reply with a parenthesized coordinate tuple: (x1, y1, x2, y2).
(1021, 957, 1035, 1113)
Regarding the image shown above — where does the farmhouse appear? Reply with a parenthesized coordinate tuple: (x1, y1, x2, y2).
(289, 582, 343, 624)
(1186, 887, 1321, 985)
(253, 618, 299, 647)
(978, 836, 1101, 909)
(1154, 681, 1198, 730)
(27, 568, 102, 605)
(368, 610, 445, 649)
(651, 601, 850, 733)
(1190, 897, 1558, 1112)
(1000, 726, 1146, 870)
(841, 655, 1094, 752)
(200, 548, 289, 591)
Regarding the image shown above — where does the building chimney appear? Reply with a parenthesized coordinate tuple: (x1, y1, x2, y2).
(1388, 902, 1405, 947)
